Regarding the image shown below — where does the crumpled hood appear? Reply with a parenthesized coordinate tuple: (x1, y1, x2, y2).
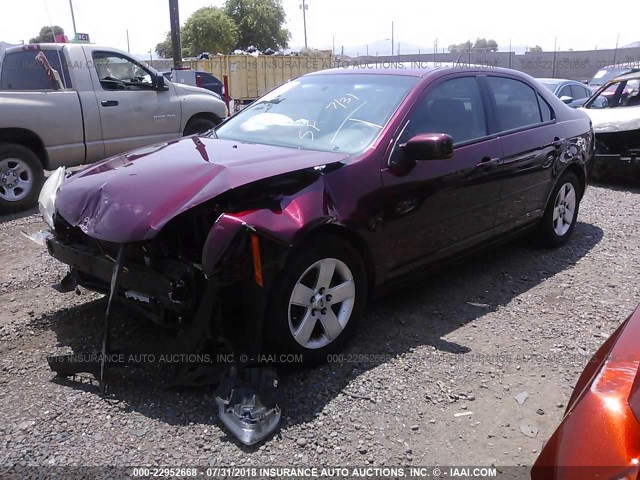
(55, 137, 347, 243)
(581, 106, 640, 133)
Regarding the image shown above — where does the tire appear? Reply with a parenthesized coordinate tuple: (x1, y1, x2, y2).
(535, 171, 581, 248)
(265, 234, 367, 365)
(0, 143, 44, 214)
(183, 117, 218, 136)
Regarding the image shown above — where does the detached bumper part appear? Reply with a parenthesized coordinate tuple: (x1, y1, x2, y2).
(215, 367, 282, 445)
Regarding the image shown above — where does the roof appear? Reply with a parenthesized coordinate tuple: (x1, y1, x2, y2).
(308, 61, 523, 78)
(611, 71, 640, 82)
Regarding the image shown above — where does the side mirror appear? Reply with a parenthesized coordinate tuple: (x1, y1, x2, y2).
(400, 133, 454, 161)
(560, 95, 574, 104)
(153, 74, 169, 91)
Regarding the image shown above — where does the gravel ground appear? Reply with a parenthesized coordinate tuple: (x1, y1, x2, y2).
(0, 180, 639, 473)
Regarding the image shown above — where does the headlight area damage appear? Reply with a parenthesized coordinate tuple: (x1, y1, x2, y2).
(35, 162, 344, 445)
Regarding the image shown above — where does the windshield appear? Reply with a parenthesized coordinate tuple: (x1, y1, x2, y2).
(585, 78, 640, 109)
(215, 74, 419, 154)
(589, 68, 632, 86)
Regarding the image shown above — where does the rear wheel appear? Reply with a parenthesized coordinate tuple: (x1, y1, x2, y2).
(265, 235, 367, 364)
(535, 171, 581, 247)
(0, 143, 44, 214)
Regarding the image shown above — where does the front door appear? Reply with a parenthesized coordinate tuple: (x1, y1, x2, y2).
(381, 75, 503, 276)
(89, 50, 182, 159)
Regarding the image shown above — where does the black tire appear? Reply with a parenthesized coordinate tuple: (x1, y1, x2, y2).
(183, 117, 219, 136)
(265, 234, 367, 365)
(0, 143, 44, 214)
(535, 171, 581, 248)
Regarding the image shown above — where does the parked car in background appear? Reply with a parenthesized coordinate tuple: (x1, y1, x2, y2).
(537, 78, 592, 108)
(532, 304, 640, 480)
(581, 71, 640, 179)
(39, 64, 593, 366)
(0, 44, 227, 213)
(162, 70, 224, 97)
(588, 65, 640, 90)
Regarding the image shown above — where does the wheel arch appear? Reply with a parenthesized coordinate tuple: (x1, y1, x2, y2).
(564, 162, 586, 199)
(184, 112, 222, 134)
(291, 224, 376, 295)
(0, 128, 48, 168)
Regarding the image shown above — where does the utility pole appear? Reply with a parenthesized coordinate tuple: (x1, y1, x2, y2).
(69, 0, 78, 39)
(391, 21, 394, 56)
(300, 0, 308, 48)
(168, 0, 182, 69)
(126, 30, 131, 53)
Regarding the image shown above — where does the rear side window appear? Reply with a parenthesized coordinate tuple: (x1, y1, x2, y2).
(487, 76, 544, 132)
(1, 49, 72, 90)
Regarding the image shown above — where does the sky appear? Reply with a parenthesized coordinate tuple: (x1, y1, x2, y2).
(0, 0, 636, 58)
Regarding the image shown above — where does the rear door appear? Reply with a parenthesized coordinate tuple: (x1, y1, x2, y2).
(381, 74, 503, 275)
(482, 75, 560, 232)
(88, 49, 182, 159)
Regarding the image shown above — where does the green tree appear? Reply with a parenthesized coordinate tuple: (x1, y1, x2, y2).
(448, 40, 472, 53)
(530, 45, 543, 53)
(224, 0, 290, 50)
(155, 32, 174, 59)
(181, 7, 238, 56)
(30, 25, 65, 43)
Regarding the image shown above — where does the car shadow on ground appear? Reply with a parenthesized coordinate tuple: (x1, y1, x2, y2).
(32, 221, 603, 449)
(0, 206, 39, 224)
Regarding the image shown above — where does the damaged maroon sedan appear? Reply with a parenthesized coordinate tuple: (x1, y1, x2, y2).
(36, 64, 593, 444)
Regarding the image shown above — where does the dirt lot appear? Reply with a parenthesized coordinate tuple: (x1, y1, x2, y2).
(0, 180, 639, 474)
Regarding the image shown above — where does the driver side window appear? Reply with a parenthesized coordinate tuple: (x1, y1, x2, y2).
(92, 52, 153, 91)
(396, 76, 487, 147)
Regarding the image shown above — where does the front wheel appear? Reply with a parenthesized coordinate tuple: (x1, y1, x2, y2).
(0, 143, 44, 214)
(265, 234, 367, 364)
(183, 117, 219, 136)
(535, 171, 581, 247)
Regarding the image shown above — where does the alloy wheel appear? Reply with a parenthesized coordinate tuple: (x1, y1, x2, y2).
(552, 182, 576, 236)
(288, 258, 356, 350)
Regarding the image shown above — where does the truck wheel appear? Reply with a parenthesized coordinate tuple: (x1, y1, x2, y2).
(0, 144, 44, 214)
(265, 234, 367, 365)
(184, 117, 219, 136)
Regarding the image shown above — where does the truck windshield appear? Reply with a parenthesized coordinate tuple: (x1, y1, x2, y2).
(215, 74, 418, 154)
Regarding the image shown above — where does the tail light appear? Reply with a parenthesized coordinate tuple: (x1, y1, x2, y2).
(196, 75, 203, 88)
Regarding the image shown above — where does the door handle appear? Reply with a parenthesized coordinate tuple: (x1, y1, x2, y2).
(101, 100, 119, 107)
(476, 157, 502, 168)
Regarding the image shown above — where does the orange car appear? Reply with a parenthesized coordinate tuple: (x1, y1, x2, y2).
(532, 305, 640, 479)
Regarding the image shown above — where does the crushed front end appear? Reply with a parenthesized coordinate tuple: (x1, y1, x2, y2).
(34, 168, 290, 445)
(594, 128, 640, 179)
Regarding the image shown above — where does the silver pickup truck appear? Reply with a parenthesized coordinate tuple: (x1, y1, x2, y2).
(0, 43, 227, 213)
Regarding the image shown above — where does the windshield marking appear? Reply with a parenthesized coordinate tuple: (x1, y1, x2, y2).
(349, 118, 383, 129)
(331, 102, 368, 143)
(325, 94, 359, 110)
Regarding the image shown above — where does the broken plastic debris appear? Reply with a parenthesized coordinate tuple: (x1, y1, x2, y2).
(454, 411, 474, 417)
(215, 367, 281, 445)
(38, 167, 66, 229)
(21, 229, 53, 248)
(514, 391, 529, 405)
